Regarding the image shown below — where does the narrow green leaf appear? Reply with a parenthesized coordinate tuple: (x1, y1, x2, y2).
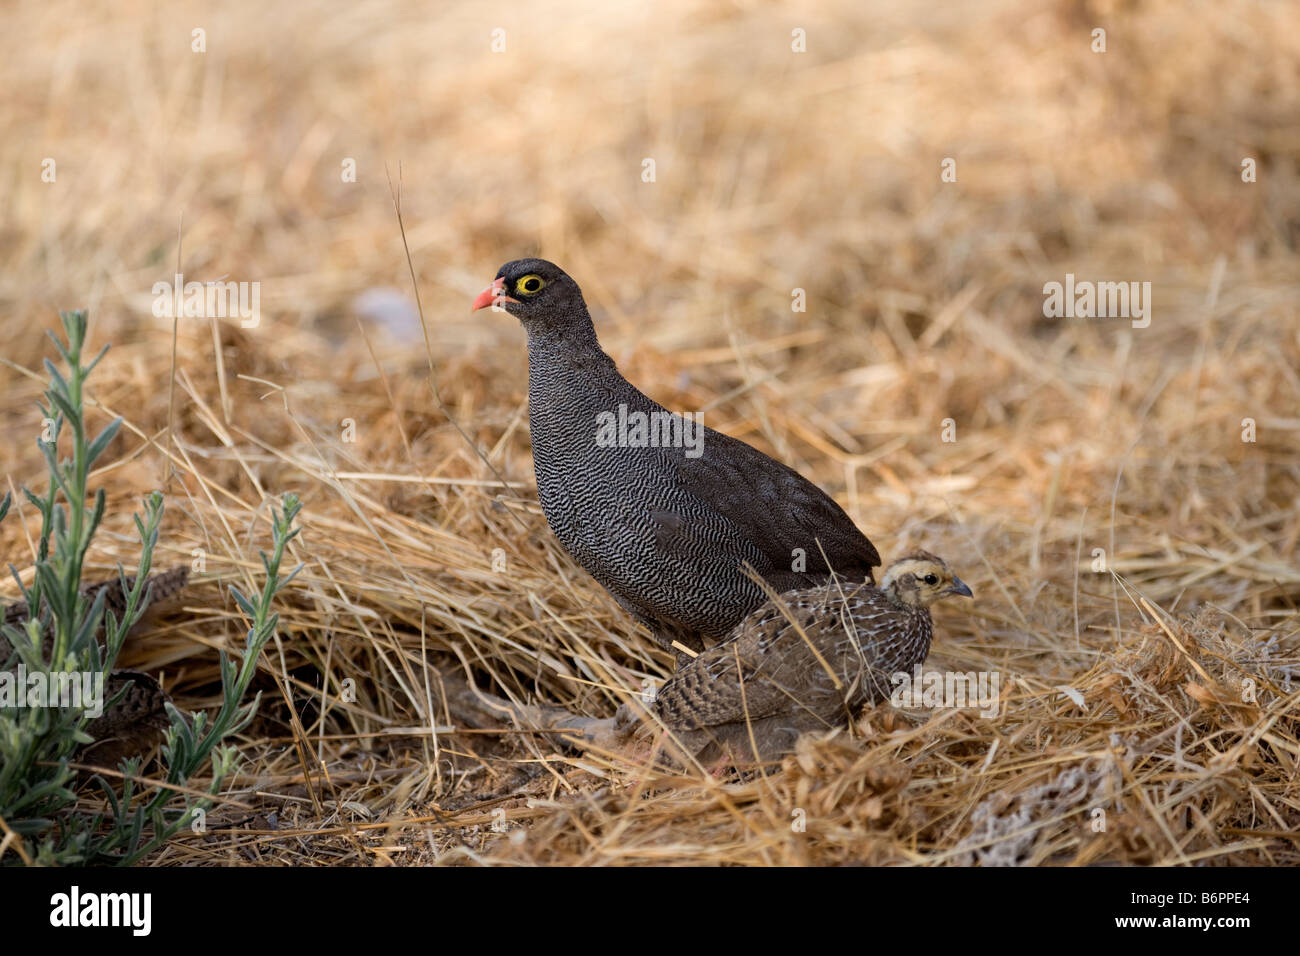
(85, 417, 122, 467)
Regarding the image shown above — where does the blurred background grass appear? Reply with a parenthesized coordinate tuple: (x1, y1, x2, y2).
(2, 0, 1298, 864)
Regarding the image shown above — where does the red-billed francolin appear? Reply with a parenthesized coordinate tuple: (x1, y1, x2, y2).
(640, 551, 972, 766)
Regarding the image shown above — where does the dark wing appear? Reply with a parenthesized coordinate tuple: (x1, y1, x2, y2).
(654, 426, 879, 580)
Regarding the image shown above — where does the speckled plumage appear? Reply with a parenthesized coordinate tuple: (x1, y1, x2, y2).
(476, 259, 880, 653)
(1, 565, 190, 660)
(2, 566, 188, 768)
(80, 670, 172, 770)
(646, 551, 972, 765)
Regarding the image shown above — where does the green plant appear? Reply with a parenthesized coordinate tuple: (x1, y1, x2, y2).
(0, 310, 301, 865)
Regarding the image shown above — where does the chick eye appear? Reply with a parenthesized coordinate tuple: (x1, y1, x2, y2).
(517, 274, 546, 295)
(923, 573, 938, 585)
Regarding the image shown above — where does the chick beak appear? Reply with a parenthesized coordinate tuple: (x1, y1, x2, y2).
(947, 577, 974, 598)
(472, 277, 518, 311)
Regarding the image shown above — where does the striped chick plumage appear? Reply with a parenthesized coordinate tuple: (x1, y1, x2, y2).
(647, 551, 972, 765)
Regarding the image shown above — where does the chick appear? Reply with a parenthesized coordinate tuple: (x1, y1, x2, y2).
(644, 551, 973, 766)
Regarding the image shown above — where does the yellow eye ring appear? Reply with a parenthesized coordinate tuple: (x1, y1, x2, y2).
(516, 274, 546, 295)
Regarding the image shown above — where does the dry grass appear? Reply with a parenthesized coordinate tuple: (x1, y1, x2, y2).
(1, 0, 1298, 865)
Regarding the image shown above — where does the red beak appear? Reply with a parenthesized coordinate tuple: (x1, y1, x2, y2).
(472, 277, 518, 311)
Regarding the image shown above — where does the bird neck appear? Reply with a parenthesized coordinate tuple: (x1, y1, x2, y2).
(524, 310, 621, 395)
(522, 302, 603, 353)
(882, 587, 929, 616)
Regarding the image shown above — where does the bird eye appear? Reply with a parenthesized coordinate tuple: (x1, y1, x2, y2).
(517, 274, 546, 295)
(923, 573, 938, 585)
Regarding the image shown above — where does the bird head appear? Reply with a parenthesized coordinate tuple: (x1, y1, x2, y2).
(471, 258, 588, 330)
(880, 551, 973, 608)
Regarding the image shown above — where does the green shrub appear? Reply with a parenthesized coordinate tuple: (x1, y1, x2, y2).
(0, 310, 301, 865)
